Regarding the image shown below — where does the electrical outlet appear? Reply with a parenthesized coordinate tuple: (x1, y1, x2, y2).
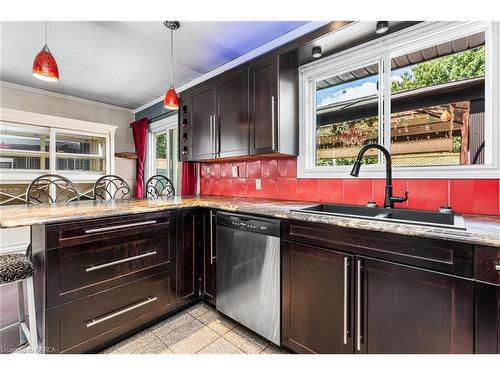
(231, 165, 239, 177)
(205, 166, 210, 175)
(255, 178, 262, 190)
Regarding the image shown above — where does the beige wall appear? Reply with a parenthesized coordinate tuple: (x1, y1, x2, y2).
(0, 83, 135, 152)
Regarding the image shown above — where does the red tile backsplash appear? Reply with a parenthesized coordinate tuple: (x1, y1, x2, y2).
(199, 157, 500, 215)
(343, 179, 373, 206)
(406, 180, 449, 211)
(450, 179, 500, 215)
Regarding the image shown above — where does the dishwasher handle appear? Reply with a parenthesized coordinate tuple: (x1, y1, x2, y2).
(216, 212, 280, 237)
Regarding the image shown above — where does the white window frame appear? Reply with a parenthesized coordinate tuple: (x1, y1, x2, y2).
(146, 114, 180, 193)
(298, 21, 499, 179)
(0, 108, 117, 184)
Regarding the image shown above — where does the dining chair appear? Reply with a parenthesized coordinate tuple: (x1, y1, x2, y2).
(145, 175, 175, 198)
(26, 174, 79, 204)
(93, 175, 131, 200)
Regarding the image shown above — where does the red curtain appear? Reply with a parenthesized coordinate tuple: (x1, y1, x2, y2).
(181, 162, 197, 196)
(130, 118, 148, 198)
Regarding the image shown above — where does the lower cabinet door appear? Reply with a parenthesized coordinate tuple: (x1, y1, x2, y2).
(475, 281, 500, 353)
(46, 270, 176, 353)
(356, 257, 474, 354)
(202, 209, 216, 305)
(282, 241, 354, 353)
(176, 208, 201, 309)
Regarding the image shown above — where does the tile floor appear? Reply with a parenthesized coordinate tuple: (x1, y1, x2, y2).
(101, 303, 288, 354)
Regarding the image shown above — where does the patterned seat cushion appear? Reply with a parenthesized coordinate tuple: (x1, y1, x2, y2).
(0, 254, 35, 284)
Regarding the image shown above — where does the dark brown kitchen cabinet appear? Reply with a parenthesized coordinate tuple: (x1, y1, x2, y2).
(356, 257, 474, 354)
(201, 209, 217, 305)
(216, 68, 249, 158)
(250, 50, 298, 156)
(33, 211, 178, 353)
(282, 241, 354, 354)
(249, 57, 277, 154)
(190, 84, 216, 160)
(475, 282, 500, 353)
(176, 209, 201, 310)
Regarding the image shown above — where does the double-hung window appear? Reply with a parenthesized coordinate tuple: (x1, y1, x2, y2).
(298, 21, 499, 178)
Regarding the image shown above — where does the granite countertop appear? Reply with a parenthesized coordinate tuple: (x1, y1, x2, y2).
(1, 195, 499, 248)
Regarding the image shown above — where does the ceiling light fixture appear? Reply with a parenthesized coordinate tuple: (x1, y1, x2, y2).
(312, 46, 322, 59)
(375, 21, 389, 34)
(32, 21, 59, 82)
(163, 21, 180, 110)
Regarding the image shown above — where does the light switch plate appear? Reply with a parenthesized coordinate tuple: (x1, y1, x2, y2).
(231, 165, 239, 177)
(255, 178, 262, 190)
(205, 166, 210, 175)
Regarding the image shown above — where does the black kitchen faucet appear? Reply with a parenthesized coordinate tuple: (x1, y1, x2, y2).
(350, 143, 409, 209)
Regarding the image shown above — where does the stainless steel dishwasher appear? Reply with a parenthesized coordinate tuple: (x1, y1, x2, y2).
(216, 211, 281, 345)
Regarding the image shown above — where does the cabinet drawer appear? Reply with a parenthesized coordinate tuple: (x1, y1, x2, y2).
(46, 232, 175, 307)
(476, 246, 500, 284)
(46, 270, 175, 354)
(46, 211, 174, 249)
(283, 220, 474, 277)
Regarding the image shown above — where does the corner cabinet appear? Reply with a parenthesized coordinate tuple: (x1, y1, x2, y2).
(180, 50, 298, 161)
(201, 209, 217, 305)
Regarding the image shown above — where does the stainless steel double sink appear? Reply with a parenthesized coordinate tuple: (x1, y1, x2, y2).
(292, 203, 466, 230)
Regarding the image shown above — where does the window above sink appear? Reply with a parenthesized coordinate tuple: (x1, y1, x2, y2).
(298, 21, 500, 179)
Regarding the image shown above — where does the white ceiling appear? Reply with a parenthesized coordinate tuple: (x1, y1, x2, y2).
(0, 21, 310, 109)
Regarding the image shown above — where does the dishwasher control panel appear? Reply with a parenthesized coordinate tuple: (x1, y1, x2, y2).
(217, 212, 281, 237)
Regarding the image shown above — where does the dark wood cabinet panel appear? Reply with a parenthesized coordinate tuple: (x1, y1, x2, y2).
(191, 84, 216, 160)
(357, 257, 474, 354)
(475, 282, 500, 353)
(46, 233, 175, 308)
(46, 270, 176, 354)
(475, 246, 500, 284)
(250, 57, 278, 154)
(282, 241, 354, 354)
(283, 220, 474, 277)
(202, 209, 216, 305)
(46, 211, 174, 250)
(176, 209, 201, 309)
(217, 68, 249, 158)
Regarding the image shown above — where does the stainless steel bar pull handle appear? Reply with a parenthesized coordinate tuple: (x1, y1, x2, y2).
(343, 257, 349, 345)
(495, 264, 500, 272)
(356, 259, 362, 351)
(210, 211, 215, 264)
(84, 220, 157, 234)
(86, 297, 157, 328)
(271, 95, 276, 150)
(85, 251, 157, 272)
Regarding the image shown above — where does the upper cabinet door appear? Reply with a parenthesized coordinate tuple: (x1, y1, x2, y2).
(216, 68, 249, 158)
(250, 57, 278, 155)
(191, 85, 216, 161)
(356, 257, 474, 354)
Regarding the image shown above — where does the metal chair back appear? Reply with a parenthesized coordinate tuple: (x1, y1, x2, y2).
(93, 175, 131, 201)
(26, 174, 79, 204)
(145, 175, 175, 198)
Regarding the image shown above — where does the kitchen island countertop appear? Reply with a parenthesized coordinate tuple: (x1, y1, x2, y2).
(1, 195, 499, 248)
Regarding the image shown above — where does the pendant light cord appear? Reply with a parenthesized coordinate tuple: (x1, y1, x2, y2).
(45, 21, 48, 45)
(170, 28, 174, 87)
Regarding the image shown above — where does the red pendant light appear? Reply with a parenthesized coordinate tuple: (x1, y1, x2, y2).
(32, 22, 59, 82)
(163, 21, 180, 110)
